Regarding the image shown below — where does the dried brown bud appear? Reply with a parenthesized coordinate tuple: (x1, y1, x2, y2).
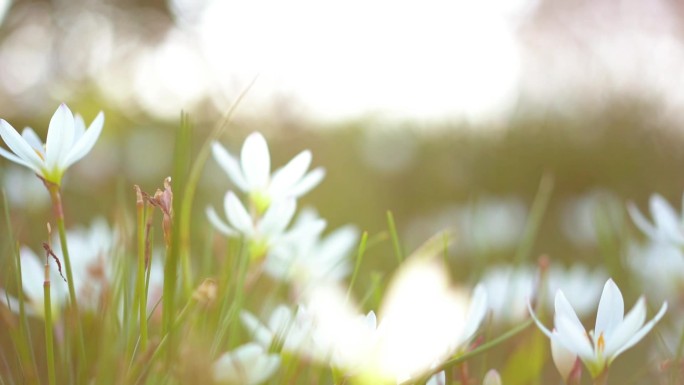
(193, 278, 218, 306)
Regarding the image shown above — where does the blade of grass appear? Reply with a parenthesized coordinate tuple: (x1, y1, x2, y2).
(178, 78, 257, 298)
(386, 211, 403, 264)
(514, 174, 554, 266)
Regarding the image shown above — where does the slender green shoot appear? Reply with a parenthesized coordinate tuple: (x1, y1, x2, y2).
(346, 231, 368, 301)
(43, 263, 56, 385)
(514, 173, 554, 266)
(179, 78, 257, 297)
(386, 211, 403, 264)
(46, 184, 87, 372)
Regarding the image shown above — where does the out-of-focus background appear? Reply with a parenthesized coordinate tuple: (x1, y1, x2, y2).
(1, 0, 684, 383)
(2, 0, 683, 256)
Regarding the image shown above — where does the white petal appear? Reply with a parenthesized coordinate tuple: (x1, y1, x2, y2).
(461, 284, 488, 343)
(73, 114, 86, 140)
(316, 225, 358, 264)
(269, 150, 312, 198)
(287, 167, 325, 198)
(482, 370, 502, 385)
(212, 142, 249, 192)
(258, 198, 296, 237)
(241, 132, 270, 190)
(213, 343, 280, 385)
(206, 206, 238, 236)
(627, 202, 660, 241)
(0, 147, 40, 173)
(610, 301, 667, 362)
(527, 300, 556, 340)
(45, 104, 74, 170)
(551, 337, 578, 382)
(240, 311, 274, 348)
(595, 279, 624, 337)
(20, 247, 46, 302)
(603, 297, 646, 358)
(21, 128, 45, 155)
(225, 192, 254, 236)
(0, 120, 45, 174)
(554, 291, 585, 336)
(554, 316, 596, 364)
(426, 371, 446, 385)
(63, 111, 104, 168)
(651, 194, 684, 244)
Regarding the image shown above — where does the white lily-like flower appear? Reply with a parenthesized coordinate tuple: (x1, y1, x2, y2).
(206, 191, 296, 257)
(212, 132, 324, 212)
(0, 104, 104, 186)
(529, 278, 667, 378)
(264, 208, 359, 289)
(240, 305, 321, 360)
(212, 343, 280, 385)
(628, 193, 684, 246)
(305, 237, 488, 384)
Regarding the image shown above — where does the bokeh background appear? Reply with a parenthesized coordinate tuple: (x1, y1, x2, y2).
(1, 0, 684, 383)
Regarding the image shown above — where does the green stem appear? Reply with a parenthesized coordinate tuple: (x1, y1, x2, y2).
(514, 173, 554, 266)
(43, 267, 56, 385)
(593, 370, 608, 385)
(135, 187, 148, 353)
(386, 211, 403, 264)
(47, 185, 87, 371)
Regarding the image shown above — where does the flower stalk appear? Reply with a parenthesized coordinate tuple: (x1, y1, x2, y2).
(135, 185, 149, 353)
(45, 183, 87, 370)
(43, 254, 56, 385)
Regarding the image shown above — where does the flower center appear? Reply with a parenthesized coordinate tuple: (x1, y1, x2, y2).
(597, 332, 605, 353)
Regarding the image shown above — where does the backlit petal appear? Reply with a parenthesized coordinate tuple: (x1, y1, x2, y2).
(0, 120, 45, 174)
(595, 279, 624, 337)
(212, 142, 249, 192)
(225, 191, 254, 236)
(269, 150, 312, 198)
(610, 301, 667, 362)
(241, 132, 270, 190)
(63, 111, 104, 168)
(603, 297, 646, 359)
(45, 104, 74, 169)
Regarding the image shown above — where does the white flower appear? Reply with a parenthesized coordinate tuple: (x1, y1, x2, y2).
(0, 104, 104, 186)
(264, 209, 359, 288)
(305, 249, 487, 384)
(628, 193, 684, 246)
(627, 241, 684, 302)
(1, 218, 114, 316)
(206, 190, 295, 256)
(240, 305, 320, 359)
(212, 343, 280, 385)
(212, 132, 324, 211)
(0, 246, 69, 318)
(529, 278, 667, 378)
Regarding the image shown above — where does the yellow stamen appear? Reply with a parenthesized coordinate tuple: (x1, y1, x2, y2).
(597, 333, 605, 353)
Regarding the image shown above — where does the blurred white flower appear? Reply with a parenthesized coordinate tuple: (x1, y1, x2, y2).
(0, 246, 69, 318)
(627, 241, 684, 302)
(206, 190, 295, 257)
(483, 369, 502, 385)
(560, 190, 623, 247)
(1, 218, 114, 316)
(0, 103, 104, 186)
(545, 265, 607, 318)
(264, 208, 359, 289)
(480, 265, 535, 324)
(212, 132, 324, 212)
(305, 251, 487, 384)
(2, 167, 50, 210)
(240, 305, 319, 358)
(628, 193, 684, 246)
(405, 197, 526, 257)
(529, 278, 667, 378)
(481, 264, 605, 325)
(212, 343, 280, 385)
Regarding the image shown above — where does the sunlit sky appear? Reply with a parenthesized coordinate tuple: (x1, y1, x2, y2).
(0, 0, 683, 124)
